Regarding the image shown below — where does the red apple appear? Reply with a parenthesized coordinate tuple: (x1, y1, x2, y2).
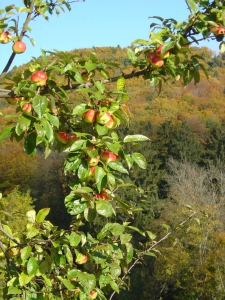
(0, 31, 12, 44)
(31, 71, 48, 86)
(6, 97, 23, 105)
(210, 24, 225, 35)
(83, 109, 96, 123)
(94, 189, 109, 200)
(156, 44, 170, 59)
(96, 111, 112, 125)
(22, 103, 32, 114)
(90, 290, 98, 299)
(12, 41, 26, 54)
(100, 151, 119, 164)
(217, 27, 225, 35)
(57, 132, 70, 144)
(105, 115, 117, 129)
(146, 52, 164, 68)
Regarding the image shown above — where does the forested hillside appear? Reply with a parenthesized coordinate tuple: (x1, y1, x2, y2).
(1, 45, 225, 299)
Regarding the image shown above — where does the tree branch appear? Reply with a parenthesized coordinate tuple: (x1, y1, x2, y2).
(1, 0, 35, 74)
(0, 68, 149, 98)
(0, 220, 21, 246)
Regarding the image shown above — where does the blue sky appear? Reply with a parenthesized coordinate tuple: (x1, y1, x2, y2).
(0, 0, 220, 72)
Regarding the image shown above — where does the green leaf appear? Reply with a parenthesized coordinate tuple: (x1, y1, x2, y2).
(19, 272, 33, 287)
(57, 276, 76, 291)
(104, 142, 120, 154)
(124, 134, 150, 143)
(41, 119, 54, 142)
(110, 280, 120, 293)
(120, 233, 132, 244)
(127, 48, 137, 64)
(110, 262, 121, 278)
(186, 0, 199, 13)
(95, 166, 107, 192)
(8, 286, 22, 295)
(32, 95, 48, 118)
(21, 246, 32, 260)
(144, 251, 157, 258)
(16, 116, 31, 135)
(72, 103, 88, 115)
(107, 173, 116, 190)
(0, 126, 14, 142)
(117, 76, 126, 90)
(65, 139, 85, 152)
(66, 200, 88, 215)
(108, 161, 128, 174)
(36, 208, 50, 223)
(85, 61, 97, 72)
(99, 275, 111, 288)
(79, 273, 96, 290)
(74, 72, 83, 83)
(162, 41, 176, 53)
(95, 123, 108, 136)
(128, 226, 146, 236)
(34, 123, 45, 145)
(26, 226, 39, 239)
(84, 207, 97, 222)
(63, 245, 73, 267)
(45, 112, 59, 128)
(96, 199, 114, 217)
(27, 257, 38, 276)
(24, 132, 37, 156)
(132, 152, 147, 169)
(147, 231, 157, 240)
(126, 242, 133, 264)
(68, 232, 81, 246)
(95, 81, 105, 93)
(78, 160, 89, 180)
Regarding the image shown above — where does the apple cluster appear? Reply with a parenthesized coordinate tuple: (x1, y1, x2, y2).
(146, 44, 171, 68)
(0, 29, 26, 54)
(83, 108, 116, 129)
(5, 71, 48, 109)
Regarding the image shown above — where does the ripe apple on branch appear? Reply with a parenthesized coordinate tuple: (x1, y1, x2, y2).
(31, 71, 48, 86)
(12, 41, 26, 54)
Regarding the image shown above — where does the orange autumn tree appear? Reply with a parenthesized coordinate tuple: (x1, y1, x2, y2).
(0, 1, 225, 299)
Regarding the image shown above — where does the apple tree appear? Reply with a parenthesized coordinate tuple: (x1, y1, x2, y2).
(0, 0, 224, 299)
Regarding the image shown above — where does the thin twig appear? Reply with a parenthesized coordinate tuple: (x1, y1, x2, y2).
(0, 220, 21, 246)
(109, 210, 198, 300)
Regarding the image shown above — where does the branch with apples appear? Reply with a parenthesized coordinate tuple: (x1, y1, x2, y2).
(0, 0, 225, 299)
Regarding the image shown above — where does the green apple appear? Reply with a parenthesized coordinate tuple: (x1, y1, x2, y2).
(96, 111, 112, 125)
